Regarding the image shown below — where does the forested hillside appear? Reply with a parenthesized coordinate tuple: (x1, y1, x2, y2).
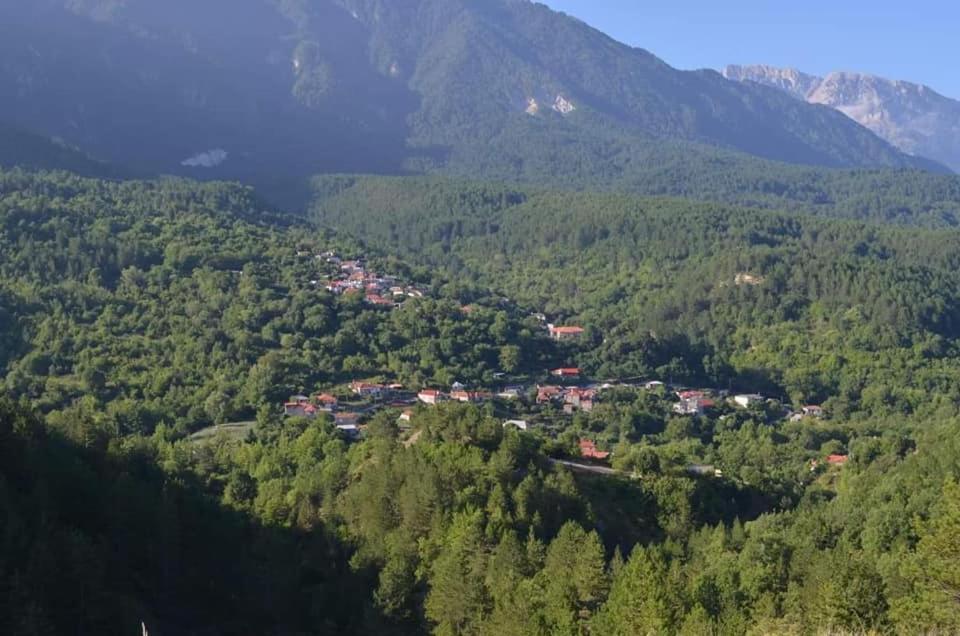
(0, 169, 959, 633)
(314, 176, 960, 420)
(0, 123, 118, 177)
(0, 170, 556, 436)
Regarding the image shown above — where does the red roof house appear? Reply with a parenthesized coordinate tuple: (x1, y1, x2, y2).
(537, 385, 564, 404)
(551, 368, 581, 378)
(827, 454, 849, 466)
(579, 439, 611, 461)
(549, 325, 586, 341)
(316, 393, 339, 407)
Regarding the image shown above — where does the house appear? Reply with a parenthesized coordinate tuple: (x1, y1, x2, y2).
(564, 388, 596, 413)
(398, 410, 414, 423)
(315, 394, 339, 411)
(291, 395, 311, 405)
(803, 405, 825, 418)
(579, 439, 610, 461)
(551, 368, 581, 379)
(498, 387, 523, 400)
(674, 397, 715, 416)
(337, 424, 362, 440)
(351, 381, 384, 397)
(537, 385, 564, 404)
(827, 454, 849, 466)
(366, 293, 396, 307)
(418, 390, 444, 405)
(450, 390, 482, 403)
(644, 381, 665, 390)
(549, 325, 586, 341)
(451, 381, 466, 391)
(503, 420, 529, 431)
(450, 391, 493, 404)
(285, 403, 318, 418)
(334, 412, 362, 427)
(677, 390, 705, 401)
(734, 394, 764, 408)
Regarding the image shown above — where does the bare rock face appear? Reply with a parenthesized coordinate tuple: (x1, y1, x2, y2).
(723, 65, 821, 100)
(724, 65, 960, 172)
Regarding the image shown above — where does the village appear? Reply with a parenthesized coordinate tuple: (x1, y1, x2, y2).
(282, 255, 837, 471)
(313, 251, 429, 307)
(279, 250, 842, 473)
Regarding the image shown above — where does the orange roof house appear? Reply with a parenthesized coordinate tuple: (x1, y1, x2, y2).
(579, 439, 610, 461)
(549, 325, 586, 341)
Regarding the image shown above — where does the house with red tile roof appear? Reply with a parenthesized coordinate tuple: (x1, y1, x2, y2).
(827, 454, 849, 466)
(579, 439, 610, 461)
(315, 394, 339, 410)
(564, 388, 596, 413)
(418, 389, 445, 405)
(549, 325, 585, 341)
(366, 293, 396, 307)
(537, 385, 564, 404)
(551, 368, 581, 379)
(284, 403, 318, 418)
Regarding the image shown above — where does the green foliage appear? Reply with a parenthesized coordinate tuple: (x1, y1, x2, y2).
(315, 176, 960, 419)
(0, 169, 551, 434)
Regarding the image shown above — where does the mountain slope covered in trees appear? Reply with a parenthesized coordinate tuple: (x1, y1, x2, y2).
(0, 122, 118, 176)
(0, 0, 941, 191)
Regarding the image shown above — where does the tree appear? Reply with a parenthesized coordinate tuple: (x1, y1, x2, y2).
(895, 480, 960, 631)
(425, 511, 491, 635)
(539, 522, 608, 635)
(593, 545, 677, 635)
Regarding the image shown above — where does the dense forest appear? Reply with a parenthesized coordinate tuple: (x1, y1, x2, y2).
(1, 168, 960, 634)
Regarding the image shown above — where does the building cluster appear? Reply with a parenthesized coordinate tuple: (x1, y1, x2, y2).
(282, 394, 364, 439)
(417, 382, 495, 405)
(317, 252, 427, 307)
(673, 390, 717, 416)
(536, 385, 597, 414)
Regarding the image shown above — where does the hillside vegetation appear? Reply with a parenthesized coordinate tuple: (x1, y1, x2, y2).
(1, 169, 960, 634)
(314, 176, 960, 419)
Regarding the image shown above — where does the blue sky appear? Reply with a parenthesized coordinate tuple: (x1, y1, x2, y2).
(542, 1, 959, 99)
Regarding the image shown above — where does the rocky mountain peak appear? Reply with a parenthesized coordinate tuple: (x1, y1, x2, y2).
(725, 64, 960, 172)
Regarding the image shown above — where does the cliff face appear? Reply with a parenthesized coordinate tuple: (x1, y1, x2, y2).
(723, 65, 821, 100)
(724, 65, 960, 172)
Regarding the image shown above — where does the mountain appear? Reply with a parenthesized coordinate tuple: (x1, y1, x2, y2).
(0, 121, 118, 176)
(0, 0, 940, 191)
(725, 64, 960, 172)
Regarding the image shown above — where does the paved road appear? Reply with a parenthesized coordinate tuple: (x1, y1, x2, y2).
(548, 458, 622, 476)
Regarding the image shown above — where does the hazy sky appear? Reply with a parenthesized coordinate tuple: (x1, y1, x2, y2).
(542, 1, 959, 98)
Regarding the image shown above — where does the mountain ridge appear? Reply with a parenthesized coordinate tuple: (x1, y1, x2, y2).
(724, 64, 960, 172)
(0, 0, 941, 190)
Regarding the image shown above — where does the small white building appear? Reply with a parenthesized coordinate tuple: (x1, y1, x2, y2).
(734, 394, 764, 408)
(503, 420, 529, 431)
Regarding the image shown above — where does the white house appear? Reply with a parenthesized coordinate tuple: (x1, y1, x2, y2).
(734, 394, 764, 408)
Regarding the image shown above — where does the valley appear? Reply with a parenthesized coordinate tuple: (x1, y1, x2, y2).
(1, 1, 960, 634)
